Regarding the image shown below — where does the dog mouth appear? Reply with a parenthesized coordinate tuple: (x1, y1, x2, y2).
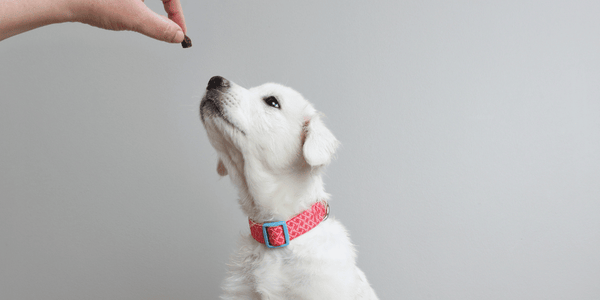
(200, 97, 220, 120)
(200, 97, 246, 136)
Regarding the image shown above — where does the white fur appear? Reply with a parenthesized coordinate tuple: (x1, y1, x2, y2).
(200, 77, 378, 300)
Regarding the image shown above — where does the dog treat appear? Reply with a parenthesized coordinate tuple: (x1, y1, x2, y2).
(181, 35, 192, 48)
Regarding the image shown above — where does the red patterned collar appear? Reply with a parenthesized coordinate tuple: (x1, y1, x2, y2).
(249, 201, 329, 248)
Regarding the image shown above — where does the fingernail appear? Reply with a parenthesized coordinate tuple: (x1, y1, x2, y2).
(181, 34, 192, 48)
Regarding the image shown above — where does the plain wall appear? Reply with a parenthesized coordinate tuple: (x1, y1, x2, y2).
(1, 1, 599, 299)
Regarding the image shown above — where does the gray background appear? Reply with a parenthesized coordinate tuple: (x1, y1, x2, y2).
(1, 1, 599, 299)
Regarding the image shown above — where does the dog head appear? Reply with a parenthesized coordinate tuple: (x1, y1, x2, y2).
(200, 76, 339, 219)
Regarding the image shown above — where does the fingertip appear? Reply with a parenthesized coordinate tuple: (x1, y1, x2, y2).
(173, 30, 185, 43)
(157, 15, 184, 43)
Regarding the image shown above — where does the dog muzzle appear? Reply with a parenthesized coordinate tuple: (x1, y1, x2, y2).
(249, 201, 330, 248)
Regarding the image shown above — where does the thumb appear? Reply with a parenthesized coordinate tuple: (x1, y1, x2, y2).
(134, 6, 184, 43)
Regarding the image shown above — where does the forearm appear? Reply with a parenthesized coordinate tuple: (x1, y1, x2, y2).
(0, 0, 73, 41)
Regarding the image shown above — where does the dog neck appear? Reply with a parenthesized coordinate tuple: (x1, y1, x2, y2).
(221, 150, 328, 223)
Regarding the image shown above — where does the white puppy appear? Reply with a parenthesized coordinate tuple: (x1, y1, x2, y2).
(200, 76, 378, 300)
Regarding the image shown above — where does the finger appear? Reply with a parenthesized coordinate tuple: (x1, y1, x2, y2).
(162, 0, 187, 34)
(134, 5, 184, 43)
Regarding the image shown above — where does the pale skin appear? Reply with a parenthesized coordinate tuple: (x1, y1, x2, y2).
(0, 0, 187, 43)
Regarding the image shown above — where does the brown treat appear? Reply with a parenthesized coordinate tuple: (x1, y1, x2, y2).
(181, 35, 192, 48)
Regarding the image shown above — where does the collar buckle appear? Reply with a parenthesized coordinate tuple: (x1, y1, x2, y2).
(262, 221, 290, 248)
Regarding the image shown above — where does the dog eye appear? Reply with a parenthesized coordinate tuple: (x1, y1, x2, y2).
(263, 96, 280, 109)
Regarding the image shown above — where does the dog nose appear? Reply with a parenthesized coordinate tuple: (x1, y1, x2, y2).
(206, 76, 230, 91)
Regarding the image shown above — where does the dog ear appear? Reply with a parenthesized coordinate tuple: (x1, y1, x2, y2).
(302, 114, 339, 167)
(217, 158, 228, 176)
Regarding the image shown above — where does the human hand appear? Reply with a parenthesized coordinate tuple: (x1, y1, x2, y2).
(0, 0, 189, 43)
(68, 0, 187, 43)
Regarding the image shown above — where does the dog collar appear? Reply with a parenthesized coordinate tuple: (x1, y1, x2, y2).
(249, 201, 330, 248)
